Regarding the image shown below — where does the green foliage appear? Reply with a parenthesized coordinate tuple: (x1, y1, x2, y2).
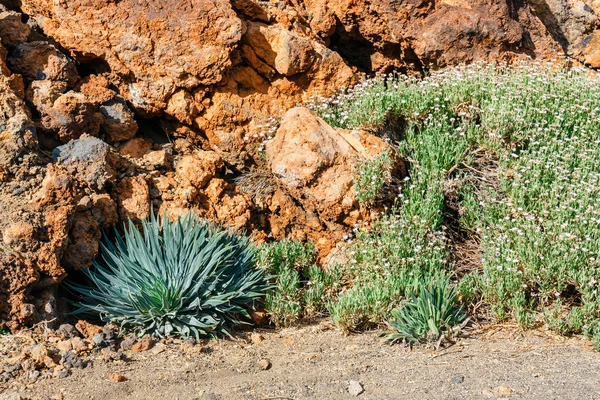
(456, 272, 482, 305)
(304, 264, 341, 316)
(354, 150, 393, 205)
(264, 263, 302, 328)
(67, 213, 269, 339)
(257, 240, 317, 275)
(328, 275, 407, 332)
(322, 67, 474, 331)
(257, 240, 340, 326)
(456, 184, 483, 233)
(385, 277, 465, 345)
(544, 300, 585, 336)
(258, 240, 309, 326)
(585, 322, 600, 350)
(327, 211, 450, 332)
(0, 328, 9, 335)
(313, 62, 600, 345)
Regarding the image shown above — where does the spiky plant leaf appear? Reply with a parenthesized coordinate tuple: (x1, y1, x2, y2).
(67, 213, 270, 339)
(385, 277, 465, 345)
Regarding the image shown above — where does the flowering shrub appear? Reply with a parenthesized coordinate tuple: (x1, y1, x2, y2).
(257, 240, 340, 326)
(327, 210, 450, 332)
(316, 62, 600, 346)
(354, 150, 394, 205)
(471, 66, 600, 340)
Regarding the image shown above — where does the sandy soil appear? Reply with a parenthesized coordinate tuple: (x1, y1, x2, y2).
(5, 323, 600, 400)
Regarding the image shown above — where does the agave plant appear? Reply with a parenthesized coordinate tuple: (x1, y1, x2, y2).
(67, 213, 270, 339)
(385, 277, 466, 346)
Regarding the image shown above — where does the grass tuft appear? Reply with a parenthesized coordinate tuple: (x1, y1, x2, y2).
(354, 150, 394, 205)
(385, 277, 466, 346)
(257, 240, 340, 326)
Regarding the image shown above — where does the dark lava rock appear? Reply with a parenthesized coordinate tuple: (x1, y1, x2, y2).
(52, 134, 119, 190)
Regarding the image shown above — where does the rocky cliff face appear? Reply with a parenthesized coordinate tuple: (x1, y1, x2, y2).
(0, 0, 598, 329)
(12, 0, 596, 151)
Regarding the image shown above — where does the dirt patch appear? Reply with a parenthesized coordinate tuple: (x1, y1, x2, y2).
(3, 324, 599, 400)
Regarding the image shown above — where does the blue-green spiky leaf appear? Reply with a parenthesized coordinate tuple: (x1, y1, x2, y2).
(66, 212, 270, 339)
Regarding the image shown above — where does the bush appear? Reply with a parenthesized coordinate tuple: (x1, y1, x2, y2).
(354, 150, 394, 205)
(304, 264, 341, 316)
(313, 62, 600, 345)
(327, 212, 450, 332)
(257, 240, 340, 326)
(328, 276, 406, 332)
(67, 213, 270, 339)
(385, 277, 465, 345)
(257, 240, 315, 327)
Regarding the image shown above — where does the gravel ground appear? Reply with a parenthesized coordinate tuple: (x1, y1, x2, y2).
(4, 323, 600, 400)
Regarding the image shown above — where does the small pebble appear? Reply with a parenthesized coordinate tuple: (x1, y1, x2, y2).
(56, 324, 78, 339)
(102, 325, 116, 341)
(55, 369, 71, 379)
(152, 343, 166, 355)
(92, 333, 104, 345)
(120, 334, 136, 351)
(490, 385, 512, 395)
(108, 372, 127, 382)
(348, 380, 364, 396)
(27, 370, 40, 383)
(452, 376, 465, 384)
(258, 359, 271, 370)
(250, 332, 264, 344)
(131, 337, 154, 353)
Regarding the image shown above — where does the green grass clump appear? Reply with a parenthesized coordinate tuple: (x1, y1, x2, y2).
(257, 240, 315, 327)
(385, 277, 465, 345)
(355, 150, 393, 205)
(327, 211, 450, 332)
(257, 240, 340, 326)
(67, 213, 269, 339)
(312, 62, 600, 345)
(304, 264, 342, 316)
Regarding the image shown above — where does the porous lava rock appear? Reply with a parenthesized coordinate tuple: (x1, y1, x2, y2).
(265, 107, 400, 256)
(16, 0, 598, 160)
(0, 59, 37, 180)
(51, 134, 119, 190)
(19, 0, 243, 114)
(0, 4, 32, 47)
(7, 41, 79, 87)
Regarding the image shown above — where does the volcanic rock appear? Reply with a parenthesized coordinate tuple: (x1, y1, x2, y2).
(19, 0, 243, 114)
(52, 134, 119, 190)
(114, 176, 151, 222)
(40, 91, 102, 142)
(0, 6, 31, 47)
(7, 41, 78, 87)
(176, 152, 224, 189)
(99, 99, 138, 143)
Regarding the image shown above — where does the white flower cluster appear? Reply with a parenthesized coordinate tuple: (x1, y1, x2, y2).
(313, 61, 600, 338)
